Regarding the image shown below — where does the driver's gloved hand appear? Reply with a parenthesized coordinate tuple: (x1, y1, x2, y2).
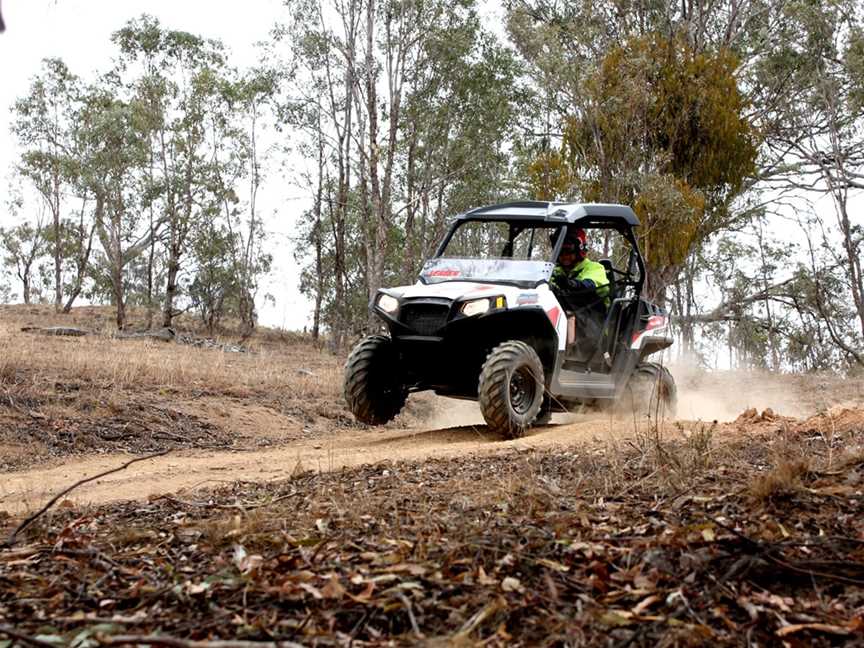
(565, 277, 597, 294)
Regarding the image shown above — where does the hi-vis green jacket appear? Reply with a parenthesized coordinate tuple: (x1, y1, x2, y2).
(550, 258, 610, 307)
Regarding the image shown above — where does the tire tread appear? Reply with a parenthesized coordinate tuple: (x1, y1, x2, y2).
(478, 340, 545, 439)
(343, 335, 407, 425)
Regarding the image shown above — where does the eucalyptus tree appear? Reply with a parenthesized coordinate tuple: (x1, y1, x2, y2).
(560, 33, 757, 303)
(12, 58, 80, 311)
(111, 15, 230, 328)
(0, 191, 47, 305)
(763, 6, 864, 345)
(216, 69, 279, 335)
(506, 0, 864, 375)
(282, 0, 526, 342)
(77, 81, 151, 329)
(275, 0, 362, 348)
(397, 15, 527, 283)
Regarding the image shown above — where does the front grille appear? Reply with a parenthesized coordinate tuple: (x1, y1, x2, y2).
(401, 303, 450, 336)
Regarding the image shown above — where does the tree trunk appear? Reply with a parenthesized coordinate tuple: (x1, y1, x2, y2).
(364, 0, 384, 330)
(162, 244, 180, 328)
(63, 196, 98, 314)
(312, 114, 326, 341)
(146, 205, 156, 330)
(112, 205, 126, 330)
(52, 168, 62, 312)
(113, 248, 125, 330)
(837, 199, 864, 339)
(644, 264, 678, 308)
(328, 2, 356, 352)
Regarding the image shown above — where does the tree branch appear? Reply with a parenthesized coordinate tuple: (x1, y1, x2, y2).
(2, 450, 170, 549)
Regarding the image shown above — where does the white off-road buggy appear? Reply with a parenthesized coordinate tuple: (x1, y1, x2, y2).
(344, 201, 676, 437)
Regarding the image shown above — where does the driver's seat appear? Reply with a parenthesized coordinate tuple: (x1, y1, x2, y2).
(598, 259, 617, 301)
(562, 259, 616, 366)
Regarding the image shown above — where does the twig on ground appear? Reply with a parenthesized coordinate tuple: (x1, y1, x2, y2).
(2, 450, 170, 549)
(0, 624, 60, 648)
(707, 515, 864, 586)
(156, 490, 300, 512)
(98, 635, 305, 648)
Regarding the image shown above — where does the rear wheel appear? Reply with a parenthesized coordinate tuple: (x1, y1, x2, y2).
(343, 335, 408, 425)
(534, 393, 553, 426)
(479, 341, 545, 439)
(624, 362, 677, 419)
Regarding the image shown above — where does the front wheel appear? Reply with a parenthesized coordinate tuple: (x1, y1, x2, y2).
(478, 341, 546, 439)
(343, 335, 408, 425)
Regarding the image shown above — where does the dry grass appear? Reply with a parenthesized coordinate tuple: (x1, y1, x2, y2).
(0, 304, 440, 470)
(0, 305, 342, 402)
(749, 458, 811, 501)
(0, 305, 361, 469)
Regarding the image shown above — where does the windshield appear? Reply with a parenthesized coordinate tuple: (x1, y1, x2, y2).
(422, 220, 562, 286)
(440, 220, 562, 261)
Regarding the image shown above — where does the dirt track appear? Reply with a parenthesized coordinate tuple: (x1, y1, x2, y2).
(2, 368, 863, 517)
(0, 404, 631, 514)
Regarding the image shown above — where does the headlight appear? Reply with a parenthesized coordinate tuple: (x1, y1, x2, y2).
(461, 298, 491, 317)
(377, 294, 399, 314)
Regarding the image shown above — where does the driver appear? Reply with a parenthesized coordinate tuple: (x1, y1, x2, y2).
(549, 227, 609, 309)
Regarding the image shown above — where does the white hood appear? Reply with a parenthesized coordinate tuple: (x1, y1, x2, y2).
(394, 281, 506, 301)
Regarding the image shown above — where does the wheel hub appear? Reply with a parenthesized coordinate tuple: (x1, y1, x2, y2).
(509, 367, 537, 415)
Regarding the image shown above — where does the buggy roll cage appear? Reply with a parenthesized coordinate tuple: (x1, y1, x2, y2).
(432, 201, 646, 296)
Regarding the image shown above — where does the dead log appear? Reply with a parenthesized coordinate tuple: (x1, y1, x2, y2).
(113, 327, 175, 342)
(20, 326, 89, 337)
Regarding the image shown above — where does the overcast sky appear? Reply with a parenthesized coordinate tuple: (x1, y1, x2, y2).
(0, 0, 315, 330)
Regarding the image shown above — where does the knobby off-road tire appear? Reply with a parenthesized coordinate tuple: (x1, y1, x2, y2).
(479, 341, 546, 439)
(344, 335, 408, 425)
(625, 362, 677, 420)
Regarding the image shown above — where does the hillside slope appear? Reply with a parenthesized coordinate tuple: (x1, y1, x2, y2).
(0, 306, 863, 645)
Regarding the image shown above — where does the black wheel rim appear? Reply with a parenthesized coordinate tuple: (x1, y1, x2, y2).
(509, 366, 537, 415)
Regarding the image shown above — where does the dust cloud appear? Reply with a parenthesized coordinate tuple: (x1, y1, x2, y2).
(670, 360, 861, 422)
(418, 396, 487, 430)
(408, 360, 863, 429)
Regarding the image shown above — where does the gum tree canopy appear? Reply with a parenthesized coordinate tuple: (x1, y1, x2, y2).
(535, 33, 758, 304)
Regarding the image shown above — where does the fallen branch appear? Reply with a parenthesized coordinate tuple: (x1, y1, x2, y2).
(98, 635, 305, 648)
(20, 326, 89, 337)
(154, 490, 300, 512)
(0, 624, 59, 648)
(707, 515, 864, 586)
(2, 450, 170, 549)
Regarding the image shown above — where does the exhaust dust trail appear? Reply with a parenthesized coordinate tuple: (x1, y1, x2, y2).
(670, 362, 862, 422)
(417, 396, 486, 430)
(411, 359, 863, 426)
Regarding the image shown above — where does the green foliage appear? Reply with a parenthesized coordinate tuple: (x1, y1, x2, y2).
(287, 0, 527, 339)
(847, 27, 864, 111)
(8, 15, 275, 329)
(562, 34, 757, 275)
(526, 149, 571, 201)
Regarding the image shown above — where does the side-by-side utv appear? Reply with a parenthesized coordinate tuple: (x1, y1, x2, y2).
(343, 201, 676, 437)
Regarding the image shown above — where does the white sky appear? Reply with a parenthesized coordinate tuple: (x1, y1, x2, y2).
(0, 0, 315, 330)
